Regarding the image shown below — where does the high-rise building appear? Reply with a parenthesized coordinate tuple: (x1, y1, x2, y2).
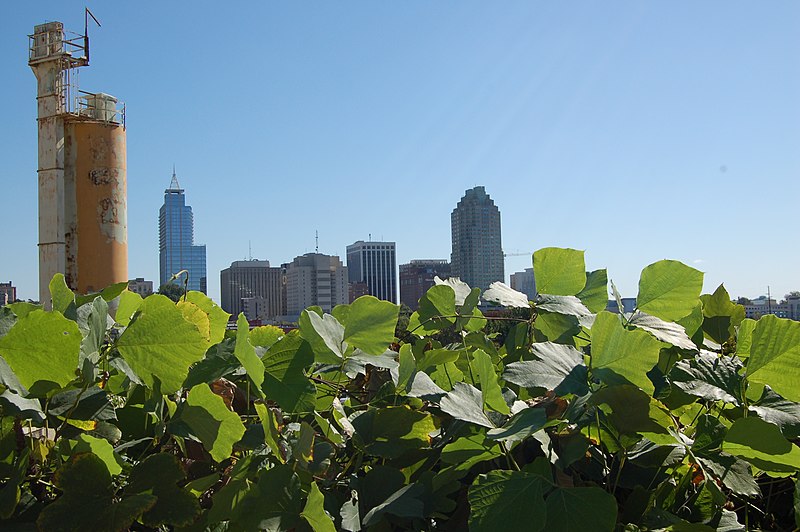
(510, 268, 536, 300)
(451, 186, 504, 291)
(220, 260, 284, 320)
(128, 278, 154, 297)
(0, 282, 17, 305)
(399, 260, 451, 310)
(346, 241, 397, 303)
(159, 171, 207, 293)
(285, 253, 348, 315)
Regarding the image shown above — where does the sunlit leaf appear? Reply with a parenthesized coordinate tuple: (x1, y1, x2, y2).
(534, 247, 586, 296)
(344, 296, 399, 355)
(636, 260, 703, 321)
(746, 315, 800, 402)
(234, 313, 265, 394)
(180, 384, 246, 462)
(723, 417, 800, 475)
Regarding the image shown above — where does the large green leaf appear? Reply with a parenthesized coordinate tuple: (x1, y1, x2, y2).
(591, 311, 663, 393)
(416, 284, 457, 330)
(701, 284, 745, 344)
(0, 309, 81, 392)
(483, 282, 529, 308)
(116, 295, 208, 394)
(543, 487, 618, 532)
(234, 313, 265, 393)
(503, 342, 588, 396)
(72, 434, 123, 476)
(299, 309, 347, 362)
(470, 349, 510, 415)
(362, 483, 425, 527)
(439, 382, 495, 428)
(487, 407, 547, 444)
(636, 260, 703, 321)
(49, 273, 75, 313)
(533, 247, 586, 296)
(468, 470, 548, 532)
(181, 384, 246, 462)
(37, 453, 156, 532)
(440, 426, 503, 472)
(577, 269, 609, 313)
(115, 289, 143, 327)
(125, 453, 200, 527)
(301, 481, 336, 532)
(185, 291, 230, 345)
(534, 294, 592, 317)
(670, 351, 742, 404)
(628, 311, 697, 351)
(750, 386, 800, 438)
(343, 296, 399, 355)
(746, 315, 800, 402)
(261, 332, 316, 413)
(590, 385, 674, 444)
(735, 318, 756, 359)
(351, 406, 436, 458)
(723, 416, 800, 474)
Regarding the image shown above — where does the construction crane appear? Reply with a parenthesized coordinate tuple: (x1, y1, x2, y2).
(503, 251, 530, 259)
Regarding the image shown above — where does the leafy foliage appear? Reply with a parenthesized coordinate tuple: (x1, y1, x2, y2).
(1, 250, 800, 531)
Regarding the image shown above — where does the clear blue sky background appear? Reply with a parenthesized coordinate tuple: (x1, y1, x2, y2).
(3, 1, 799, 304)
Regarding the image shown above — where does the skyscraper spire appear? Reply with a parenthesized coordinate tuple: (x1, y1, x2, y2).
(169, 165, 181, 191)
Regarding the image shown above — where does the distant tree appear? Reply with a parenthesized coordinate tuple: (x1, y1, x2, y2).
(736, 297, 752, 305)
(158, 282, 185, 303)
(785, 291, 800, 299)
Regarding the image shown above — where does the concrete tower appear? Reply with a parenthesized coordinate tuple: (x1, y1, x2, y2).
(450, 186, 503, 291)
(29, 21, 127, 303)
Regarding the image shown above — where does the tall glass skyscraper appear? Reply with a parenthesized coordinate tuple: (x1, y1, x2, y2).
(451, 186, 503, 291)
(347, 240, 397, 303)
(159, 171, 207, 293)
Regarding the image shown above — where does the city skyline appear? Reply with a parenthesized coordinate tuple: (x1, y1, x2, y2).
(3, 3, 799, 303)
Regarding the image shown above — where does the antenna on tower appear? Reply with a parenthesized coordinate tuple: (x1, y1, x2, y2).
(84, 7, 101, 63)
(315, 230, 319, 253)
(248, 240, 252, 261)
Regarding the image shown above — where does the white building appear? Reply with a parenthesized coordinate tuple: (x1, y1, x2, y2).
(285, 253, 348, 315)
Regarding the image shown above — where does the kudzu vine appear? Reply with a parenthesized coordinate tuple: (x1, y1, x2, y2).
(0, 247, 799, 531)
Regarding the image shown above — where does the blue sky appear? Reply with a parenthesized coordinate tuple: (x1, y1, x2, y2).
(3, 2, 799, 303)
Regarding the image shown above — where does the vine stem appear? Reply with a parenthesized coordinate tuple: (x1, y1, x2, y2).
(407, 314, 529, 335)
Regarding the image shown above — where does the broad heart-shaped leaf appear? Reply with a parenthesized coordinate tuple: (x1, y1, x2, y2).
(698, 454, 760, 498)
(735, 318, 756, 360)
(302, 481, 336, 532)
(534, 294, 592, 317)
(723, 416, 800, 475)
(533, 247, 586, 296)
(483, 282, 529, 308)
(71, 434, 123, 476)
(439, 382, 495, 428)
(362, 483, 425, 527)
(37, 454, 156, 532)
(577, 269, 609, 313)
(440, 426, 503, 471)
(49, 386, 116, 421)
(503, 342, 588, 396)
(115, 289, 143, 326)
(487, 407, 547, 444)
(125, 453, 200, 527)
(351, 406, 436, 458)
(468, 470, 548, 532)
(116, 295, 208, 394)
(234, 313, 265, 394)
(181, 384, 246, 462)
(0, 309, 81, 393)
(261, 332, 316, 413)
(636, 260, 703, 321)
(543, 487, 618, 532)
(185, 290, 230, 346)
(746, 315, 800, 402)
(750, 386, 800, 438)
(591, 311, 663, 394)
(628, 311, 697, 351)
(701, 284, 745, 344)
(670, 351, 743, 404)
(74, 281, 129, 307)
(344, 296, 399, 355)
(299, 309, 347, 362)
(470, 349, 510, 415)
(249, 325, 285, 348)
(416, 284, 457, 330)
(49, 273, 75, 313)
(590, 385, 674, 444)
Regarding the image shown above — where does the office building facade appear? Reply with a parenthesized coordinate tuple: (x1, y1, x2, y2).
(158, 171, 207, 293)
(285, 253, 348, 315)
(510, 268, 536, 300)
(220, 260, 284, 320)
(399, 260, 451, 310)
(346, 241, 397, 303)
(128, 278, 154, 297)
(0, 282, 16, 305)
(451, 186, 504, 291)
